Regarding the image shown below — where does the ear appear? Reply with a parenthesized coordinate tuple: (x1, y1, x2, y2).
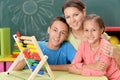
(83, 9, 86, 17)
(47, 26, 51, 34)
(101, 28, 104, 34)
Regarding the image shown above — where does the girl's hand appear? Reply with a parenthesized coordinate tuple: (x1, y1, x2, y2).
(92, 61, 107, 71)
(83, 61, 107, 71)
(68, 64, 81, 74)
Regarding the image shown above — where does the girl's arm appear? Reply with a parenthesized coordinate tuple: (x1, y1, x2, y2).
(68, 64, 82, 75)
(83, 61, 107, 71)
(68, 61, 106, 76)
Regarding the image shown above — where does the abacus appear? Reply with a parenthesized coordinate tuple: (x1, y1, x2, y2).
(6, 34, 54, 80)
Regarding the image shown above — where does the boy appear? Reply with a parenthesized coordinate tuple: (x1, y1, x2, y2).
(14, 17, 76, 71)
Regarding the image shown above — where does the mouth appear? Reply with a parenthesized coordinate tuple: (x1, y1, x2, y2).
(87, 37, 94, 41)
(71, 23, 78, 27)
(53, 38, 59, 42)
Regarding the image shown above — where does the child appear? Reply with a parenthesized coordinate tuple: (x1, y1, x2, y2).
(68, 14, 120, 80)
(14, 17, 76, 71)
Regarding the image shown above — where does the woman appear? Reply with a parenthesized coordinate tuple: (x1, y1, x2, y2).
(62, 0, 86, 50)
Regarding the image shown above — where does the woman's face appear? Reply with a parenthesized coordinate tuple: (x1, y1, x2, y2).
(64, 7, 86, 31)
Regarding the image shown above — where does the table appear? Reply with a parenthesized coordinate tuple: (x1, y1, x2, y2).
(0, 56, 16, 72)
(0, 70, 108, 80)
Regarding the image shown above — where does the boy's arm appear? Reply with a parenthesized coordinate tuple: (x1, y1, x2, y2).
(50, 64, 70, 71)
(13, 59, 26, 70)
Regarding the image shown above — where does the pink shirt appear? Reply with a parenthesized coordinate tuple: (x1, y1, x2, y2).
(72, 38, 120, 80)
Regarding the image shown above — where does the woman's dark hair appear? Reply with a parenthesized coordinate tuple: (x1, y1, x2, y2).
(62, 0, 86, 14)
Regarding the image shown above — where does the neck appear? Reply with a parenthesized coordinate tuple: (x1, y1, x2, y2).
(90, 40, 100, 52)
(46, 42, 59, 50)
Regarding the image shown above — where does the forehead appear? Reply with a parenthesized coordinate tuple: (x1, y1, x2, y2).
(83, 20, 99, 29)
(51, 21, 68, 31)
(64, 7, 81, 14)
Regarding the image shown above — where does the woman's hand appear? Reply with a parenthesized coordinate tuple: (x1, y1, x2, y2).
(102, 44, 118, 58)
(102, 44, 120, 69)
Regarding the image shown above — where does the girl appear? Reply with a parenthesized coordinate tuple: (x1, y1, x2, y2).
(68, 14, 120, 80)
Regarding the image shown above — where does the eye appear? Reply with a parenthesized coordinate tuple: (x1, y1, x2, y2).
(60, 31, 67, 36)
(65, 16, 70, 19)
(92, 29, 96, 31)
(73, 13, 79, 17)
(52, 28, 57, 32)
(61, 31, 65, 34)
(84, 29, 88, 32)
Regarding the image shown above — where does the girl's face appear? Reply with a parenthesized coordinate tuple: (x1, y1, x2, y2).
(64, 7, 85, 31)
(48, 21, 68, 48)
(83, 20, 103, 44)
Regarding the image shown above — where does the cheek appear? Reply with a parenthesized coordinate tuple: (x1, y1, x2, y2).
(66, 19, 70, 24)
(83, 31, 88, 37)
(94, 32, 101, 38)
(78, 14, 84, 22)
(61, 36, 67, 41)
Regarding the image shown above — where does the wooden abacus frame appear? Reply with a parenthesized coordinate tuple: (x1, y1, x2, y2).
(6, 34, 54, 80)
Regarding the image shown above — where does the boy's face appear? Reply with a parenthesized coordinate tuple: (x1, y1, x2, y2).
(48, 20, 68, 48)
(83, 20, 103, 44)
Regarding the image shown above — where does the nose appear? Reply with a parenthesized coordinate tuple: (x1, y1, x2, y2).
(56, 32, 61, 38)
(88, 31, 92, 36)
(70, 17, 75, 23)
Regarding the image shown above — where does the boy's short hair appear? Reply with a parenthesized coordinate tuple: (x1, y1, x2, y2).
(49, 17, 69, 30)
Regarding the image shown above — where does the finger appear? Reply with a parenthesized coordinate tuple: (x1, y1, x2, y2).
(102, 48, 112, 57)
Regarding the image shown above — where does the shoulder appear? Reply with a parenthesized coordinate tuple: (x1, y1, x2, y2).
(77, 40, 89, 50)
(61, 41, 73, 47)
(38, 41, 46, 47)
(60, 41, 76, 50)
(67, 31, 78, 41)
(38, 41, 45, 44)
(101, 38, 110, 44)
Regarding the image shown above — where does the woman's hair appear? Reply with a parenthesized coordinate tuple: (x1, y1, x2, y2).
(82, 14, 105, 32)
(49, 16, 69, 30)
(62, 0, 86, 14)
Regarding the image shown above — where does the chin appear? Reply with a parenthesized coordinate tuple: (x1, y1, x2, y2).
(88, 40, 94, 44)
